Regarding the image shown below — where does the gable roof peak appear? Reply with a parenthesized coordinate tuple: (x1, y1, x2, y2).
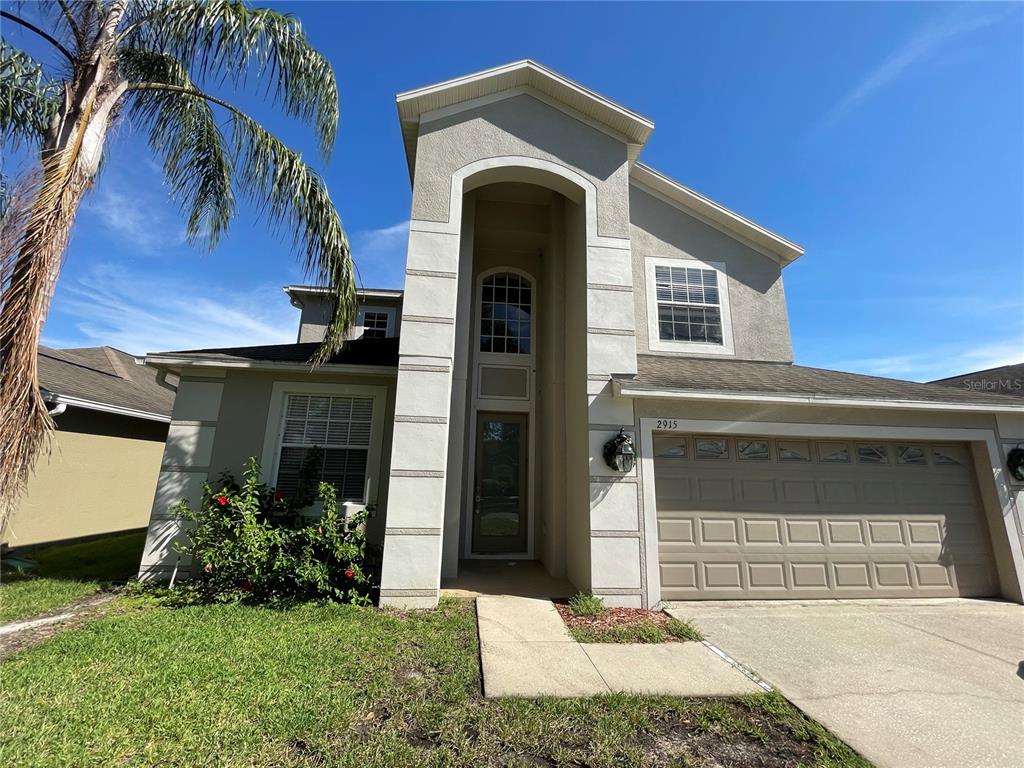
(396, 59, 654, 179)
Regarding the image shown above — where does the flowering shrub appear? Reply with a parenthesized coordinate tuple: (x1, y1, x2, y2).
(173, 456, 374, 605)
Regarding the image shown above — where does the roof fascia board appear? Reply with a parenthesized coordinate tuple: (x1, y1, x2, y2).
(613, 380, 1024, 414)
(145, 356, 398, 377)
(630, 163, 804, 265)
(397, 60, 653, 131)
(43, 393, 172, 423)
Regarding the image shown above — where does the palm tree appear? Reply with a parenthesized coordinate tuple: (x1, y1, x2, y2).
(0, 1, 357, 524)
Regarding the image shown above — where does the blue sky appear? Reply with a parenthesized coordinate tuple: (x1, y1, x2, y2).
(12, 1, 1023, 381)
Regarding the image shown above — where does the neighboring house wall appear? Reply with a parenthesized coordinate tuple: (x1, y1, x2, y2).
(5, 408, 166, 548)
(629, 183, 793, 362)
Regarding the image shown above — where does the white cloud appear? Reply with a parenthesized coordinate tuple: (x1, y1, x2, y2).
(351, 220, 408, 289)
(81, 169, 186, 256)
(816, 10, 1002, 132)
(43, 263, 296, 355)
(820, 338, 1024, 382)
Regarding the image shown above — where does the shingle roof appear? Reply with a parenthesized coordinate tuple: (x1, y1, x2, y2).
(624, 355, 1024, 408)
(148, 337, 400, 368)
(930, 363, 1024, 398)
(39, 346, 175, 418)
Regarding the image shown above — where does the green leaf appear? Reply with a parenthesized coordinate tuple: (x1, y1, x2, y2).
(0, 42, 61, 151)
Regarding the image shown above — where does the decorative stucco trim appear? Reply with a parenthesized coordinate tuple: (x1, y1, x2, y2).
(379, 589, 438, 597)
(589, 475, 639, 484)
(391, 469, 445, 478)
(591, 530, 642, 538)
(399, 364, 450, 373)
(402, 315, 456, 325)
(405, 268, 458, 279)
(384, 528, 442, 536)
(587, 327, 634, 337)
(587, 283, 633, 292)
(394, 415, 448, 424)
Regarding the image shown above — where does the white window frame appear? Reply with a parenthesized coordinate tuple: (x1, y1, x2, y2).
(259, 381, 388, 506)
(644, 256, 735, 355)
(355, 305, 396, 339)
(475, 268, 536, 360)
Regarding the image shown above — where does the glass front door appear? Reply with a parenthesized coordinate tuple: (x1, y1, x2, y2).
(472, 412, 528, 555)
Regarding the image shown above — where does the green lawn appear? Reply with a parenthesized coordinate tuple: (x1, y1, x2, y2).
(0, 596, 870, 767)
(0, 531, 145, 623)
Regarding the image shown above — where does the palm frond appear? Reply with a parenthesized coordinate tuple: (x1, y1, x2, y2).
(228, 107, 355, 363)
(0, 42, 62, 151)
(121, 49, 234, 248)
(125, 81, 356, 362)
(119, 0, 338, 156)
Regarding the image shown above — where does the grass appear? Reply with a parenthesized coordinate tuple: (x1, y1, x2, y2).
(0, 531, 145, 623)
(568, 591, 605, 617)
(0, 596, 871, 767)
(571, 618, 666, 644)
(666, 617, 704, 642)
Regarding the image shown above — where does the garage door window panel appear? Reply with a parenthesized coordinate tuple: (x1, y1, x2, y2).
(857, 444, 890, 464)
(896, 445, 927, 465)
(737, 439, 769, 460)
(818, 442, 851, 463)
(696, 438, 729, 459)
(777, 440, 811, 462)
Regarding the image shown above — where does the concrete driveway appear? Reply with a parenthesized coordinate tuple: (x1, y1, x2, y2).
(666, 599, 1024, 768)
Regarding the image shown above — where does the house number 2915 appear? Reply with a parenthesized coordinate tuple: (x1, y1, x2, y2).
(656, 419, 678, 429)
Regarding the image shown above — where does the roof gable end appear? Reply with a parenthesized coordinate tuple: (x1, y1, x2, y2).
(630, 162, 804, 266)
(397, 60, 654, 179)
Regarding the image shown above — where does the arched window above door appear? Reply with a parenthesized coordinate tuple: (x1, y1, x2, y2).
(480, 272, 532, 355)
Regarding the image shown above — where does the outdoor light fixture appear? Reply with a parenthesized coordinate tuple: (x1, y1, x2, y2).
(1008, 444, 1024, 483)
(603, 429, 636, 473)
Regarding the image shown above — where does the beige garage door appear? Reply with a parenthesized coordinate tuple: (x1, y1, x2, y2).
(654, 435, 998, 600)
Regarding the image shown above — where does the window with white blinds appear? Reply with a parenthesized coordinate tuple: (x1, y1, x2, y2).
(275, 394, 374, 501)
(654, 264, 723, 344)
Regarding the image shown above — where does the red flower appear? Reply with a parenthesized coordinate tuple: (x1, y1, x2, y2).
(204, 562, 213, 573)
(345, 567, 355, 579)
(215, 494, 229, 507)
(240, 581, 253, 592)
(273, 491, 285, 501)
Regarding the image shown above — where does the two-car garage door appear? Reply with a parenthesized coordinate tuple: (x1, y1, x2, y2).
(653, 434, 998, 600)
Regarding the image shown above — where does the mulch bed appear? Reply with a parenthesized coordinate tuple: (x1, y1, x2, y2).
(553, 600, 682, 642)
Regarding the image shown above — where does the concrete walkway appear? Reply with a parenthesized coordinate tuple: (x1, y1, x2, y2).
(477, 595, 761, 698)
(666, 599, 1024, 768)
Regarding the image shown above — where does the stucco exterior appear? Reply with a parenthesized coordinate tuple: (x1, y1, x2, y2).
(6, 408, 166, 547)
(138, 60, 1024, 609)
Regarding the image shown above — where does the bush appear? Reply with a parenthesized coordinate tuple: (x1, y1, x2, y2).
(174, 456, 374, 605)
(567, 592, 605, 617)
(665, 616, 704, 642)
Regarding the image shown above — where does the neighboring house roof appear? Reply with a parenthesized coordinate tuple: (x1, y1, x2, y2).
(929, 363, 1024, 399)
(396, 59, 655, 178)
(145, 337, 399, 370)
(615, 356, 1024, 413)
(629, 163, 805, 266)
(39, 346, 175, 422)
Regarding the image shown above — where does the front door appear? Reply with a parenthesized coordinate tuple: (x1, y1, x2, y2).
(472, 412, 528, 555)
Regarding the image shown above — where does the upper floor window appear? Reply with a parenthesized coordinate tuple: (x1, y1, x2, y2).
(645, 257, 734, 355)
(356, 306, 395, 339)
(361, 311, 389, 339)
(480, 272, 532, 355)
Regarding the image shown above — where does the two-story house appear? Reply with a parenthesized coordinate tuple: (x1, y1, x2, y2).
(139, 61, 1024, 609)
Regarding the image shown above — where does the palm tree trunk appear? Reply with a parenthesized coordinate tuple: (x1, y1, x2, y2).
(0, 2, 126, 526)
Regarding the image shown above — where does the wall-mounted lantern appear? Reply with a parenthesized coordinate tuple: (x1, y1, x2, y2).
(603, 429, 636, 473)
(1008, 444, 1024, 482)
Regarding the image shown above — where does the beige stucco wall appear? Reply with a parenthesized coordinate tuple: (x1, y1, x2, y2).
(412, 94, 631, 239)
(207, 369, 397, 547)
(5, 408, 166, 548)
(629, 184, 794, 362)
